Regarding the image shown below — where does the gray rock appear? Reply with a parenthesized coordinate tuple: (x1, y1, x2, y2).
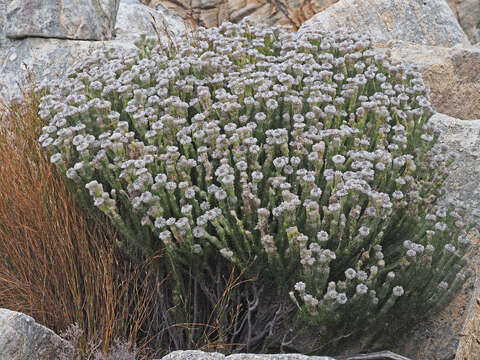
(0, 38, 136, 98)
(446, 0, 480, 43)
(191, 0, 223, 9)
(5, 0, 120, 40)
(299, 0, 470, 47)
(0, 0, 185, 101)
(115, 0, 186, 41)
(456, 245, 480, 359)
(431, 113, 480, 213)
(158, 351, 336, 360)
(145, 0, 338, 30)
(473, 26, 480, 45)
(227, 355, 336, 360)
(161, 350, 226, 360)
(0, 308, 74, 360)
(381, 42, 480, 120)
(0, 0, 10, 47)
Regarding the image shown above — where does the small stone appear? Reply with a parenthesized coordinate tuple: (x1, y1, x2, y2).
(0, 308, 74, 360)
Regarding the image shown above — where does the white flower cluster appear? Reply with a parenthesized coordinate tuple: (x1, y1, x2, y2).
(38, 20, 474, 345)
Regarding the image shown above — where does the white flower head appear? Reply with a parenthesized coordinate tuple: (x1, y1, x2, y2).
(356, 284, 368, 295)
(294, 282, 306, 292)
(345, 268, 356, 280)
(392, 286, 404, 297)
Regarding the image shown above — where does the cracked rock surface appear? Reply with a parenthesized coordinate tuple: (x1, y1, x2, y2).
(157, 351, 336, 360)
(5, 0, 120, 40)
(141, 0, 338, 29)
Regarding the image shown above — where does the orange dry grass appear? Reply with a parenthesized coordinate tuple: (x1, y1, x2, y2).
(0, 81, 161, 358)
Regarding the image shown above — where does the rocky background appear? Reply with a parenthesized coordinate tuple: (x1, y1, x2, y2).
(138, 0, 336, 30)
(139, 0, 480, 41)
(0, 0, 480, 359)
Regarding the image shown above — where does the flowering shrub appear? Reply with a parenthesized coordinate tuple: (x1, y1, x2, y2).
(38, 20, 475, 352)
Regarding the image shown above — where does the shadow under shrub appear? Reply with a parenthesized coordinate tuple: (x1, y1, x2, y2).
(0, 79, 167, 359)
(37, 21, 479, 354)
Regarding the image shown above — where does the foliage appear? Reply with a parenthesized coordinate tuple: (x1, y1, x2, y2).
(38, 20, 476, 353)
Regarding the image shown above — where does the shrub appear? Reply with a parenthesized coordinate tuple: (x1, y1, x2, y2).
(38, 20, 476, 353)
(0, 77, 164, 359)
